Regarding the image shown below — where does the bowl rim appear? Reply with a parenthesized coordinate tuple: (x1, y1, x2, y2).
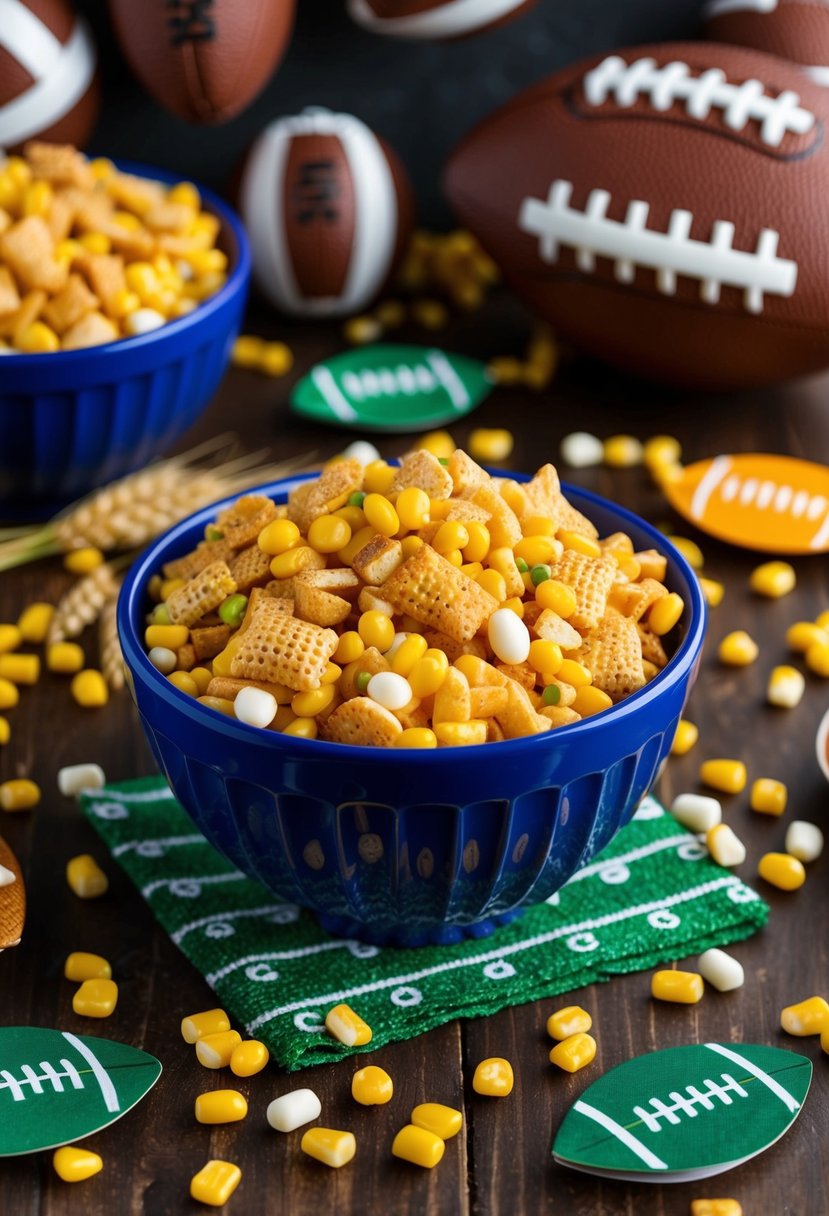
(0, 159, 251, 365)
(817, 705, 829, 784)
(119, 471, 708, 762)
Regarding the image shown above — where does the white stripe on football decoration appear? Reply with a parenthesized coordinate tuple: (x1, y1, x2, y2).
(571, 1100, 668, 1171)
(310, 365, 359, 421)
(0, 16, 95, 148)
(704, 1043, 802, 1113)
(703, 0, 778, 15)
(62, 1032, 121, 1113)
(425, 349, 470, 409)
(348, 0, 525, 40)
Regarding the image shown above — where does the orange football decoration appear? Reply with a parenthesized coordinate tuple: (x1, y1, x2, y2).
(0, 835, 24, 951)
(664, 453, 829, 554)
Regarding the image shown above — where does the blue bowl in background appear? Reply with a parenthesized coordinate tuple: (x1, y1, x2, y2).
(0, 162, 250, 511)
(119, 473, 707, 946)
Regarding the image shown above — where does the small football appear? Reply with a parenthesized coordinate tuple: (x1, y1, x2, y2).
(239, 108, 414, 319)
(0, 0, 99, 153)
(346, 0, 538, 40)
(107, 0, 295, 125)
(704, 1, 829, 87)
(444, 42, 829, 389)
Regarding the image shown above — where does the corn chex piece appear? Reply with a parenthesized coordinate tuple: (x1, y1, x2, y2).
(533, 609, 582, 651)
(321, 697, 402, 747)
(230, 607, 338, 692)
(392, 449, 453, 499)
(215, 494, 277, 549)
(294, 568, 358, 628)
(325, 1003, 372, 1047)
(447, 448, 489, 496)
(547, 550, 615, 631)
(1, 216, 66, 292)
(62, 312, 118, 350)
(301, 1127, 356, 1168)
(42, 273, 99, 334)
(444, 499, 491, 524)
(382, 544, 497, 642)
(228, 545, 272, 593)
(575, 614, 646, 702)
(162, 539, 235, 582)
(469, 481, 522, 548)
(637, 624, 669, 669)
(351, 535, 403, 584)
(166, 561, 237, 629)
(496, 678, 549, 738)
(191, 624, 232, 660)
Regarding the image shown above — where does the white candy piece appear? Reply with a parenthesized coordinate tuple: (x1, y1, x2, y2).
(767, 666, 805, 708)
(384, 632, 409, 659)
(0, 863, 16, 887)
(148, 646, 177, 674)
(124, 307, 166, 337)
(367, 671, 412, 712)
(267, 1088, 322, 1133)
(234, 686, 278, 729)
(341, 440, 381, 466)
(670, 792, 722, 834)
(698, 947, 744, 992)
(57, 763, 106, 799)
(707, 824, 746, 868)
(488, 608, 531, 665)
(785, 820, 824, 863)
(560, 431, 604, 468)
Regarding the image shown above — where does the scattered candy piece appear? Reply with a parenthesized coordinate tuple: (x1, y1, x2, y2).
(196, 1030, 242, 1069)
(699, 759, 747, 795)
(352, 1065, 394, 1106)
(0, 679, 18, 710)
(66, 854, 108, 898)
(671, 720, 699, 756)
(559, 432, 603, 468)
(267, 1088, 321, 1133)
(64, 952, 111, 982)
(70, 669, 109, 708)
(301, 1127, 356, 1168)
(786, 621, 828, 653)
(324, 1003, 372, 1047)
(698, 577, 725, 607)
(804, 640, 829, 677)
(195, 1090, 248, 1125)
(785, 821, 824, 863)
(411, 1102, 462, 1140)
(603, 434, 643, 468)
(63, 547, 104, 575)
(391, 1124, 445, 1168)
(750, 778, 787, 816)
(472, 1057, 514, 1097)
(697, 948, 744, 993)
(717, 631, 758, 667)
(233, 686, 277, 730)
(468, 428, 514, 462)
(341, 440, 382, 466)
(72, 978, 118, 1018)
(17, 603, 54, 645)
(670, 792, 722, 834)
(181, 1008, 230, 1044)
(190, 1160, 242, 1206)
(0, 653, 40, 684)
(230, 1039, 269, 1078)
(668, 536, 704, 570)
(758, 852, 806, 891)
(53, 1145, 103, 1183)
(643, 434, 682, 472)
(780, 996, 829, 1036)
(547, 1005, 592, 1041)
(706, 824, 746, 868)
(0, 863, 15, 887)
(691, 1202, 742, 1216)
(0, 779, 40, 813)
(47, 642, 85, 674)
(0, 625, 22, 653)
(767, 665, 806, 709)
(750, 560, 796, 598)
(57, 764, 106, 799)
(549, 1032, 597, 1073)
(651, 970, 705, 1004)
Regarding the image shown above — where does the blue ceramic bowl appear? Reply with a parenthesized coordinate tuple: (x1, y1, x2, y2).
(0, 162, 250, 510)
(119, 473, 707, 945)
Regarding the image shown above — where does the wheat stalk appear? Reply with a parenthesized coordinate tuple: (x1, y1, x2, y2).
(48, 562, 123, 645)
(99, 590, 125, 691)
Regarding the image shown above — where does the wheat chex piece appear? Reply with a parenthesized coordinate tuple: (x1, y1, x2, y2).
(496, 679, 550, 739)
(96, 218, 155, 259)
(231, 607, 338, 691)
(470, 482, 522, 548)
(607, 580, 648, 618)
(575, 614, 646, 702)
(539, 705, 581, 728)
(321, 697, 403, 747)
(351, 535, 403, 584)
(240, 590, 294, 633)
(533, 608, 583, 651)
(288, 459, 364, 532)
(294, 569, 356, 628)
(263, 578, 296, 601)
(162, 539, 236, 581)
(443, 499, 491, 525)
(26, 141, 94, 187)
(191, 624, 232, 660)
(229, 545, 273, 593)
(2, 289, 47, 344)
(62, 311, 118, 350)
(448, 448, 489, 496)
(206, 676, 293, 704)
(383, 543, 497, 642)
(630, 577, 669, 623)
(424, 631, 487, 663)
(43, 273, 100, 334)
(470, 685, 509, 718)
(433, 667, 471, 724)
(167, 561, 237, 629)
(495, 661, 535, 691)
(555, 496, 600, 539)
(395, 701, 431, 730)
(392, 449, 453, 499)
(0, 267, 20, 314)
(0, 216, 66, 293)
(548, 551, 615, 631)
(338, 647, 390, 700)
(77, 253, 126, 311)
(637, 624, 669, 669)
(215, 494, 277, 549)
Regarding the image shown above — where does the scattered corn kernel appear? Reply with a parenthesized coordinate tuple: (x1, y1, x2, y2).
(267, 1088, 321, 1132)
(257, 518, 300, 556)
(697, 948, 744, 992)
(670, 792, 722, 833)
(325, 1003, 372, 1047)
(469, 428, 514, 462)
(64, 952, 111, 982)
(805, 639, 829, 676)
(786, 621, 829, 653)
(780, 996, 829, 1035)
(0, 624, 21, 653)
(557, 659, 592, 688)
(63, 547, 104, 576)
(651, 970, 704, 1004)
(300, 1127, 356, 1168)
(196, 1030, 243, 1069)
(547, 1005, 592, 1041)
(785, 820, 824, 863)
(17, 602, 54, 644)
(472, 1057, 514, 1097)
(71, 669, 109, 708)
(706, 823, 746, 868)
(352, 1065, 394, 1105)
(698, 577, 725, 607)
(417, 430, 455, 460)
(549, 1032, 597, 1073)
(750, 778, 787, 816)
(53, 1146, 103, 1183)
(181, 1008, 231, 1043)
(144, 624, 190, 650)
(0, 677, 19, 710)
(603, 434, 643, 468)
(643, 434, 682, 471)
(668, 537, 704, 570)
(690, 1202, 742, 1216)
(411, 1102, 462, 1140)
(572, 686, 613, 717)
(344, 315, 383, 345)
(190, 1160, 242, 1206)
(0, 652, 40, 684)
(47, 642, 85, 674)
(358, 611, 395, 652)
(767, 665, 805, 708)
(699, 759, 747, 795)
(260, 341, 294, 377)
(1, 778, 40, 812)
(717, 631, 758, 667)
(648, 593, 685, 636)
(230, 1039, 269, 1077)
(72, 978, 118, 1018)
(392, 1124, 445, 1169)
(671, 719, 699, 756)
(0, 717, 9, 746)
(66, 854, 108, 898)
(758, 852, 806, 891)
(750, 560, 796, 598)
(195, 1090, 248, 1124)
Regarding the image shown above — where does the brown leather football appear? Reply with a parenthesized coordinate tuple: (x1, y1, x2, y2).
(444, 42, 829, 390)
(107, 0, 295, 125)
(239, 108, 414, 318)
(347, 0, 538, 40)
(0, 0, 99, 153)
(704, 0, 829, 85)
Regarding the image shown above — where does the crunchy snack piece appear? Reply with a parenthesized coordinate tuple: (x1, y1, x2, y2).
(216, 495, 277, 550)
(637, 624, 669, 669)
(191, 624, 232, 661)
(495, 661, 535, 691)
(240, 590, 294, 632)
(470, 482, 522, 548)
(543, 677, 577, 707)
(167, 561, 237, 629)
(600, 532, 634, 556)
(0, 217, 66, 293)
(470, 685, 509, 718)
(533, 609, 582, 651)
(0, 267, 21, 314)
(288, 459, 363, 532)
(548, 551, 616, 631)
(554, 497, 600, 539)
(358, 587, 395, 617)
(106, 171, 166, 216)
(433, 667, 472, 724)
(263, 578, 296, 601)
(392, 449, 454, 499)
(162, 540, 236, 582)
(630, 577, 670, 623)
(77, 252, 127, 313)
(229, 545, 272, 594)
(539, 705, 581, 728)
(423, 631, 487, 663)
(522, 463, 599, 539)
(294, 568, 358, 628)
(447, 448, 489, 496)
(496, 679, 549, 739)
(231, 608, 338, 691)
(339, 647, 390, 700)
(144, 201, 195, 233)
(383, 545, 497, 642)
(443, 499, 491, 524)
(454, 655, 508, 687)
(576, 614, 646, 702)
(351, 535, 403, 585)
(42, 273, 99, 334)
(26, 141, 95, 188)
(206, 676, 293, 704)
(2, 289, 47, 344)
(61, 311, 119, 350)
(176, 643, 196, 672)
(321, 697, 403, 747)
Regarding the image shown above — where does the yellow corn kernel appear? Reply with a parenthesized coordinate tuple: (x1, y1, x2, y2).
(269, 546, 319, 579)
(522, 516, 557, 537)
(232, 334, 265, 368)
(648, 592, 685, 636)
(334, 505, 366, 533)
(335, 632, 365, 665)
(0, 624, 21, 653)
(196, 1029, 243, 1069)
(651, 969, 704, 1004)
(195, 1089, 249, 1124)
(717, 630, 758, 667)
(46, 642, 85, 674)
(690, 1202, 742, 1216)
(408, 657, 448, 698)
(17, 321, 60, 353)
(411, 1102, 462, 1140)
(558, 530, 603, 559)
(110, 288, 142, 319)
(816, 610, 829, 632)
(502, 596, 525, 618)
(362, 461, 396, 496)
(472, 1057, 514, 1097)
(572, 686, 613, 717)
(750, 778, 787, 816)
(416, 430, 455, 459)
(767, 664, 805, 708)
(282, 717, 317, 739)
(462, 561, 484, 579)
(535, 578, 577, 618)
(469, 427, 514, 462)
(394, 727, 438, 749)
(786, 621, 829, 652)
(144, 624, 189, 651)
(643, 434, 682, 471)
(668, 536, 704, 570)
(257, 518, 300, 556)
(301, 1127, 356, 1169)
(307, 515, 352, 554)
(514, 535, 559, 566)
(190, 1160, 242, 1206)
(428, 498, 451, 520)
(181, 1008, 230, 1043)
(804, 640, 829, 677)
(547, 1005, 592, 1041)
(198, 695, 236, 716)
(352, 1065, 394, 1105)
(53, 1146, 103, 1183)
(190, 666, 213, 696)
(434, 720, 488, 746)
(71, 669, 109, 708)
(391, 634, 428, 677)
(0, 716, 9, 746)
(603, 434, 643, 467)
(400, 534, 425, 560)
(0, 778, 40, 812)
(475, 568, 507, 603)
(780, 995, 829, 1036)
(528, 640, 563, 676)
(750, 560, 796, 598)
(671, 719, 699, 756)
(698, 576, 725, 607)
(72, 978, 118, 1018)
(325, 1003, 372, 1047)
(66, 854, 108, 898)
(159, 577, 186, 601)
(291, 685, 336, 718)
(0, 652, 40, 684)
(362, 493, 400, 537)
(79, 230, 111, 253)
(396, 486, 431, 531)
(168, 180, 201, 208)
(758, 852, 806, 891)
(168, 671, 198, 697)
(615, 555, 642, 582)
(434, 521, 470, 554)
(0, 677, 19, 710)
(64, 952, 111, 982)
(17, 602, 54, 644)
(358, 611, 395, 652)
(557, 659, 592, 688)
(344, 315, 383, 345)
(392, 1124, 445, 1169)
(320, 662, 342, 686)
(549, 1032, 597, 1073)
(699, 758, 747, 794)
(210, 634, 244, 679)
(462, 521, 491, 563)
(486, 356, 524, 384)
(22, 179, 53, 216)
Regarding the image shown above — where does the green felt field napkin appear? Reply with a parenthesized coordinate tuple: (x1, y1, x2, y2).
(82, 779, 768, 1071)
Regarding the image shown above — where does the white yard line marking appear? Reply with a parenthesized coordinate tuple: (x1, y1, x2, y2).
(172, 903, 299, 945)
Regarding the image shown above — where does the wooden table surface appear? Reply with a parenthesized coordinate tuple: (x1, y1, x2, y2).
(1, 298, 828, 1215)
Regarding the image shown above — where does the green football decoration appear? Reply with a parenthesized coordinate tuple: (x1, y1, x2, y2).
(291, 344, 493, 431)
(0, 1027, 162, 1156)
(553, 1042, 811, 1183)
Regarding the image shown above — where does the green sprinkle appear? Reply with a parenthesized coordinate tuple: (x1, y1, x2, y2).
(150, 603, 171, 626)
(356, 671, 371, 693)
(530, 564, 551, 586)
(205, 526, 224, 541)
(438, 457, 449, 466)
(219, 594, 248, 629)
(542, 684, 561, 706)
(348, 491, 366, 508)
(515, 557, 529, 573)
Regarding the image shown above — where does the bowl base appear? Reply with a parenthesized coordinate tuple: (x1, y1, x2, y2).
(315, 908, 524, 948)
